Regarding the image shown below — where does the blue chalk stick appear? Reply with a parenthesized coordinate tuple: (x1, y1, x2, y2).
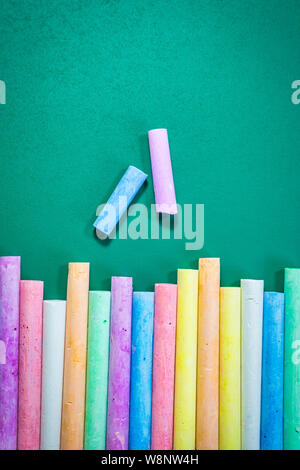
(260, 292, 284, 450)
(94, 165, 147, 235)
(129, 292, 154, 451)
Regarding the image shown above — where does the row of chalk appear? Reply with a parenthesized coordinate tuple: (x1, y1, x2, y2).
(0, 256, 300, 450)
(94, 129, 177, 236)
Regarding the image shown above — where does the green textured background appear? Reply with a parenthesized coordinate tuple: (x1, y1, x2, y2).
(1, 0, 300, 298)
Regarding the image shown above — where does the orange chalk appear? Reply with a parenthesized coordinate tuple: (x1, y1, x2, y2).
(60, 263, 89, 450)
(196, 258, 220, 450)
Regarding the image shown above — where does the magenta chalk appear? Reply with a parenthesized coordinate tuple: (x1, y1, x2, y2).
(148, 129, 177, 214)
(0, 257, 21, 450)
(106, 277, 133, 450)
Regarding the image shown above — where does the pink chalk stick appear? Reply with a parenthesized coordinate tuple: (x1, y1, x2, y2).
(151, 284, 177, 450)
(18, 281, 43, 450)
(106, 277, 133, 450)
(148, 128, 177, 214)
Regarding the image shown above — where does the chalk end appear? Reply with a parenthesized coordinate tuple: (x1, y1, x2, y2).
(127, 165, 148, 181)
(156, 203, 177, 215)
(148, 128, 167, 136)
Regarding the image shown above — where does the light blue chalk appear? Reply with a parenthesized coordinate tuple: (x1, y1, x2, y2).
(94, 165, 148, 235)
(129, 292, 154, 451)
(260, 292, 284, 450)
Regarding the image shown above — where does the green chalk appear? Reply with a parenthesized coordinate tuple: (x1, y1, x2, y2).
(284, 269, 300, 450)
(84, 291, 111, 450)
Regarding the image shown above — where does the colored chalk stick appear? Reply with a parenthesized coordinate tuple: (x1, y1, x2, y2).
(148, 129, 177, 214)
(61, 263, 89, 450)
(151, 284, 177, 450)
(85, 291, 111, 450)
(93, 165, 148, 235)
(106, 277, 133, 450)
(261, 292, 284, 450)
(219, 287, 241, 450)
(0, 256, 20, 450)
(173, 269, 198, 450)
(41, 300, 66, 450)
(284, 269, 300, 450)
(18, 280, 44, 450)
(129, 292, 154, 450)
(241, 279, 264, 450)
(196, 258, 220, 450)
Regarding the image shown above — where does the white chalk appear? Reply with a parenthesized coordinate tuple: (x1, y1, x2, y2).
(41, 300, 66, 450)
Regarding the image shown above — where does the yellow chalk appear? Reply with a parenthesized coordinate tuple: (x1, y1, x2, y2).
(196, 258, 220, 450)
(173, 269, 198, 450)
(219, 287, 241, 450)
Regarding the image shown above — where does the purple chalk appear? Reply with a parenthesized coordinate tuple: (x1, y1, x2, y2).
(148, 128, 177, 214)
(106, 277, 133, 450)
(0, 256, 21, 450)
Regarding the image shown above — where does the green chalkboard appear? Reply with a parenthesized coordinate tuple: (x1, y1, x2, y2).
(1, 0, 300, 298)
